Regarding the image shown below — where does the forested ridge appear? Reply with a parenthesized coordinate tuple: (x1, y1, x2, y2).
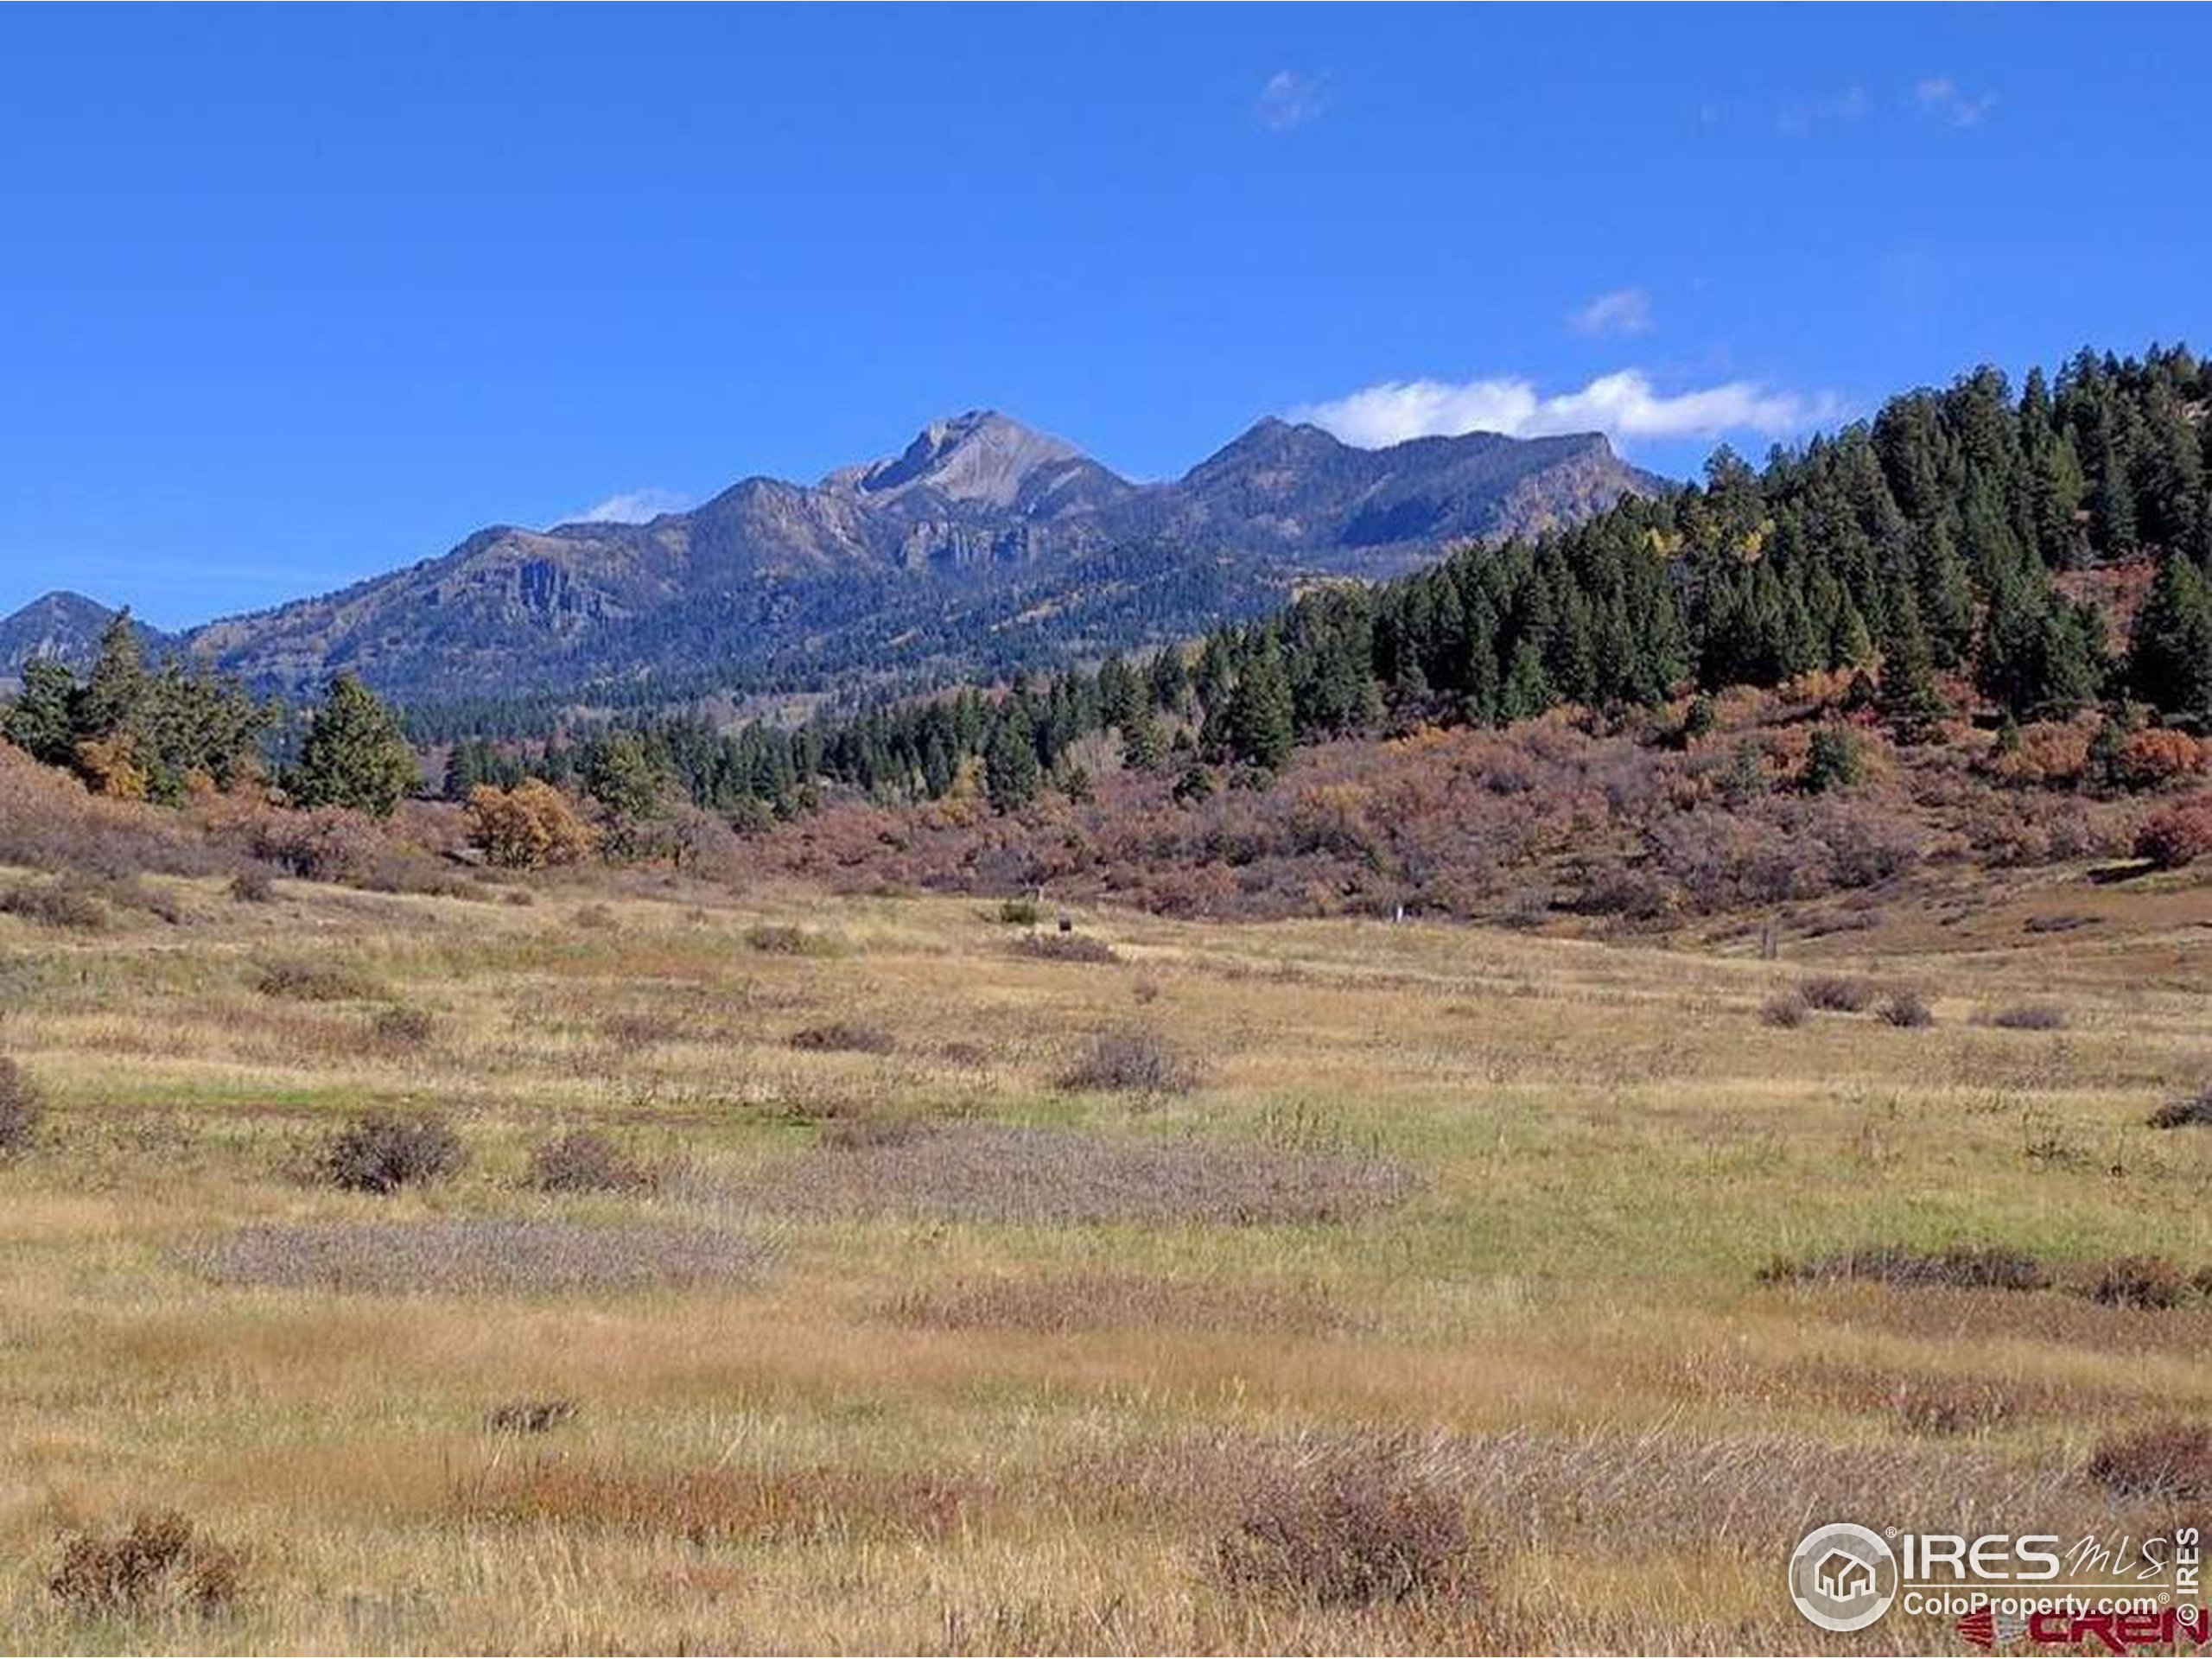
(448, 346, 2211, 833)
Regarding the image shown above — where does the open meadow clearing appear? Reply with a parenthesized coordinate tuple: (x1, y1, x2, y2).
(3, 865, 2209, 1653)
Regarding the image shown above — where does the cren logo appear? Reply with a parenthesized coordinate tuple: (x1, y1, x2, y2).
(1789, 1522, 1900, 1632)
(1959, 1605, 2031, 1648)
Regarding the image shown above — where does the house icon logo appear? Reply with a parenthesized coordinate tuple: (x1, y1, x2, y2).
(1789, 1522, 1899, 1631)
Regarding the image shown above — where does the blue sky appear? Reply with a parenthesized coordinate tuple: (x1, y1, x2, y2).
(1, 6, 2203, 628)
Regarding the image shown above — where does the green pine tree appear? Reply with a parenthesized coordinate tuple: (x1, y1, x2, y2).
(291, 675, 419, 817)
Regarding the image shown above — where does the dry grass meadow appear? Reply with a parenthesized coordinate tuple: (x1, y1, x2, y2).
(3, 860, 2211, 1653)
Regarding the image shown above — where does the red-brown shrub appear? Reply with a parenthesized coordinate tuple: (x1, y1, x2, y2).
(2138, 797, 2212, 869)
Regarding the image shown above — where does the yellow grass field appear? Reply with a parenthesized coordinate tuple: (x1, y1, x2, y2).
(3, 865, 2209, 1654)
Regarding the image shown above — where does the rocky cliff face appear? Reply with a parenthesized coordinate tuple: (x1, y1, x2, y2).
(5, 410, 1662, 703)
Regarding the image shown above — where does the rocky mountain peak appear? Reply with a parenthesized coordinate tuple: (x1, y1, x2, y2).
(835, 410, 1091, 509)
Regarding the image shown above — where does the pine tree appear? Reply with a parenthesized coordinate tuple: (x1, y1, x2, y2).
(75, 610, 148, 743)
(983, 704, 1040, 812)
(1226, 637, 1295, 773)
(2128, 551, 2212, 726)
(290, 675, 419, 817)
(3, 659, 80, 766)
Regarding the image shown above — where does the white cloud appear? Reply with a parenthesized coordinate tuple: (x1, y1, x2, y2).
(1287, 370, 1846, 451)
(561, 487, 695, 527)
(1255, 69, 1328, 132)
(1569, 287, 1653, 339)
(1914, 75, 1997, 128)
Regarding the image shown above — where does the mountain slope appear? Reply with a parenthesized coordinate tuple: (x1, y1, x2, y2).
(4, 411, 1660, 705)
(0, 593, 175, 690)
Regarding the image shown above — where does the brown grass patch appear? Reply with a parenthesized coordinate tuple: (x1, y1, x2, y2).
(188, 1218, 766, 1296)
(883, 1269, 1350, 1336)
(460, 1458, 983, 1545)
(1799, 975, 1876, 1012)
(1012, 931, 1117, 964)
(486, 1397, 580, 1435)
(2077, 1255, 2192, 1310)
(728, 1123, 1414, 1226)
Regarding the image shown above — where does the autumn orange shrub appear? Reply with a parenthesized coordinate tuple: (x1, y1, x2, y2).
(2116, 728, 2207, 791)
(466, 779, 598, 869)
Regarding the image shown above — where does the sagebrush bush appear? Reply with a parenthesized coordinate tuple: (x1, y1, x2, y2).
(1984, 1003, 2067, 1030)
(997, 896, 1041, 925)
(1759, 1245, 2049, 1292)
(317, 1111, 465, 1193)
(527, 1130, 651, 1194)
(2087, 1422, 2212, 1501)
(369, 1006, 436, 1049)
(0, 1057, 41, 1155)
(1058, 1029, 1198, 1095)
(2079, 1255, 2190, 1310)
(788, 1020, 896, 1055)
(2149, 1089, 2212, 1129)
(1878, 989, 1935, 1028)
(49, 1511, 243, 1615)
(227, 868, 276, 904)
(257, 959, 378, 1002)
(0, 877, 109, 930)
(1799, 976, 1876, 1012)
(1760, 991, 1808, 1028)
(745, 922, 835, 956)
(486, 1396, 579, 1434)
(1012, 931, 1117, 964)
(1213, 1438, 1478, 1608)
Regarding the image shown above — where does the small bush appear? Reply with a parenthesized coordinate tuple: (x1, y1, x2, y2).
(746, 923, 833, 956)
(2079, 1255, 2190, 1310)
(1878, 989, 1935, 1028)
(1058, 1029, 1198, 1095)
(49, 1511, 244, 1615)
(1892, 1380, 2012, 1438)
(0, 1057, 41, 1155)
(369, 1006, 436, 1049)
(1802, 727, 1864, 794)
(1984, 1003, 2067, 1031)
(1759, 991, 1808, 1028)
(997, 896, 1041, 925)
(256, 959, 378, 1002)
(1800, 976, 1876, 1013)
(228, 868, 276, 904)
(2116, 728, 2207, 791)
(788, 1021, 896, 1056)
(2138, 797, 2212, 869)
(2149, 1089, 2212, 1129)
(1213, 1439, 1478, 1608)
(317, 1111, 466, 1193)
(1759, 1245, 2049, 1292)
(486, 1396, 579, 1435)
(527, 1130, 651, 1195)
(0, 878, 108, 931)
(2087, 1423, 2212, 1501)
(572, 903, 618, 931)
(1011, 931, 1117, 964)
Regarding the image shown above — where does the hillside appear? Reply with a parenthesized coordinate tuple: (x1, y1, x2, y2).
(0, 413, 1659, 707)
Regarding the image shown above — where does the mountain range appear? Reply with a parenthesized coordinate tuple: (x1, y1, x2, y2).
(1, 411, 1662, 709)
